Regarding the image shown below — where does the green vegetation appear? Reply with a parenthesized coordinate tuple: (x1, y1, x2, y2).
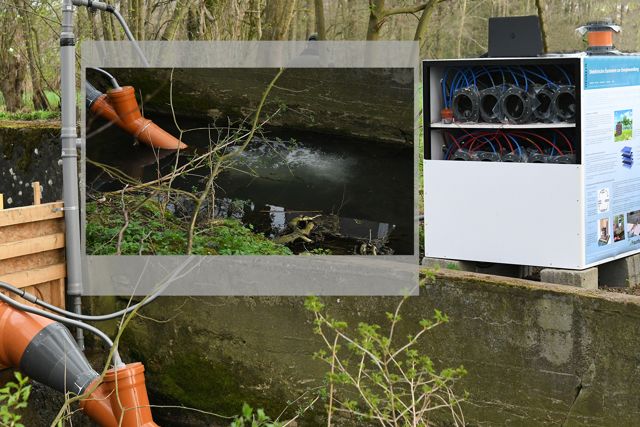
(615, 128, 632, 142)
(305, 293, 467, 426)
(230, 403, 282, 427)
(0, 91, 60, 115)
(0, 372, 31, 427)
(86, 195, 292, 255)
(0, 110, 59, 121)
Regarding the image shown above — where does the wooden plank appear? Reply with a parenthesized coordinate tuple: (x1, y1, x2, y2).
(0, 263, 66, 289)
(32, 182, 41, 205)
(0, 202, 63, 227)
(2, 218, 65, 243)
(0, 233, 65, 260)
(0, 194, 3, 210)
(0, 249, 64, 276)
(57, 278, 66, 309)
(0, 280, 65, 310)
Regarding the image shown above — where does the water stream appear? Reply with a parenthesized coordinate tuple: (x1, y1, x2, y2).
(86, 115, 414, 255)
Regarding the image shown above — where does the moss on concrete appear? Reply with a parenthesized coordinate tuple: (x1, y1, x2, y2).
(87, 270, 640, 426)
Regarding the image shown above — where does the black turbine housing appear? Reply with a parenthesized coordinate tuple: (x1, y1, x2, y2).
(452, 87, 480, 122)
(452, 148, 475, 161)
(532, 84, 556, 122)
(549, 154, 576, 164)
(553, 85, 576, 122)
(479, 86, 503, 123)
(499, 85, 533, 124)
(475, 151, 502, 162)
(502, 151, 527, 163)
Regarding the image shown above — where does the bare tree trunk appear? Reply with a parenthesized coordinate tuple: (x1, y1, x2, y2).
(101, 9, 114, 40)
(161, 0, 190, 40)
(455, 0, 467, 57)
(367, 0, 385, 41)
(314, 0, 326, 39)
(186, 3, 199, 40)
(305, 0, 312, 38)
(85, 7, 103, 41)
(0, 53, 26, 112)
(414, 0, 443, 54)
(535, 0, 549, 53)
(368, 0, 438, 41)
(261, 0, 298, 40)
(18, 0, 49, 110)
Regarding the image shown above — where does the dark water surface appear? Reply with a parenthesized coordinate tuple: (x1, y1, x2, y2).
(86, 115, 414, 254)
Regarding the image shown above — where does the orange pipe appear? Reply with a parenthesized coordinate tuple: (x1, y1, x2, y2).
(587, 31, 614, 47)
(104, 362, 159, 426)
(0, 303, 159, 427)
(81, 381, 119, 427)
(0, 302, 52, 367)
(90, 86, 187, 150)
(81, 364, 159, 427)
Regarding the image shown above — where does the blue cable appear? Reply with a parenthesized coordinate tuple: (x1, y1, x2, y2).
(523, 68, 558, 87)
(555, 65, 572, 85)
(441, 68, 450, 108)
(533, 66, 559, 87)
(444, 142, 456, 159)
(449, 69, 470, 107)
(507, 134, 523, 156)
(480, 136, 497, 154)
(506, 67, 521, 88)
(481, 66, 496, 87)
(517, 67, 529, 91)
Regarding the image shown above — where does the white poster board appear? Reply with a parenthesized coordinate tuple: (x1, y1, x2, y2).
(583, 56, 640, 265)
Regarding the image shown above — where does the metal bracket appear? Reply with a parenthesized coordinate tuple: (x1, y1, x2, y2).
(52, 206, 78, 212)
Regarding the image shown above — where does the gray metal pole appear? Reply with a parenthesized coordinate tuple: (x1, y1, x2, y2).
(61, 0, 84, 349)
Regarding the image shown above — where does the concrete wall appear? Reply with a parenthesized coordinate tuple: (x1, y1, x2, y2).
(92, 68, 414, 146)
(0, 122, 62, 208)
(86, 270, 640, 426)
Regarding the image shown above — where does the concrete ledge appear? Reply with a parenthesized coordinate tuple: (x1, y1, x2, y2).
(422, 256, 521, 277)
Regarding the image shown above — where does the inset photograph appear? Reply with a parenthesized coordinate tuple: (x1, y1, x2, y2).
(628, 210, 640, 238)
(598, 217, 610, 246)
(84, 67, 414, 256)
(613, 213, 625, 242)
(614, 109, 632, 142)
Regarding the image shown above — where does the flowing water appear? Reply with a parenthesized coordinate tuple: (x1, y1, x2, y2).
(86, 115, 414, 255)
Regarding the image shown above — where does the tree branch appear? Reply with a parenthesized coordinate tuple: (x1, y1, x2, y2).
(382, 2, 429, 18)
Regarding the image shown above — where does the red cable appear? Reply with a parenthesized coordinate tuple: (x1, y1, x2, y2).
(551, 129, 574, 154)
(511, 131, 564, 155)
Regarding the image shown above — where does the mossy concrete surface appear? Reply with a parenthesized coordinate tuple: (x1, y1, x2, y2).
(87, 270, 640, 426)
(0, 121, 62, 207)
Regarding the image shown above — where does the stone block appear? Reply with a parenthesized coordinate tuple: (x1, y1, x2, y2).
(598, 253, 640, 287)
(540, 267, 598, 289)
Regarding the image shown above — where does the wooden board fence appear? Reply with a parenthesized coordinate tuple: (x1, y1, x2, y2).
(0, 182, 66, 309)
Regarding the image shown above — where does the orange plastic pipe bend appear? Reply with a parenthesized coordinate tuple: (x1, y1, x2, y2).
(0, 302, 159, 427)
(90, 86, 187, 150)
(81, 363, 159, 427)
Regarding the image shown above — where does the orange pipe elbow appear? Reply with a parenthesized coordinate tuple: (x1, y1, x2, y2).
(80, 381, 119, 427)
(82, 363, 158, 427)
(90, 86, 187, 151)
(0, 303, 160, 427)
